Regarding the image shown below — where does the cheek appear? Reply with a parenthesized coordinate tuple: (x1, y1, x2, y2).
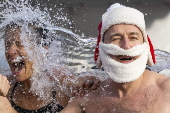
(5, 52, 9, 60)
(139, 36, 144, 44)
(103, 37, 111, 44)
(109, 54, 117, 60)
(103, 32, 110, 43)
(5, 52, 7, 57)
(111, 41, 120, 46)
(25, 61, 33, 76)
(27, 61, 33, 68)
(131, 40, 143, 47)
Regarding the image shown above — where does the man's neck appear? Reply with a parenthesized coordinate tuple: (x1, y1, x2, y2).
(111, 73, 145, 98)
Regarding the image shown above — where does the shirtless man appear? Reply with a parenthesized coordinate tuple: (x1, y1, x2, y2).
(0, 74, 16, 113)
(60, 3, 170, 113)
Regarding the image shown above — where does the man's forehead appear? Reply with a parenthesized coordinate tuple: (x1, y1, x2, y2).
(107, 24, 143, 34)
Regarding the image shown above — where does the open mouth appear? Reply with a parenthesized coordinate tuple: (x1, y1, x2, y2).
(10, 58, 26, 74)
(118, 55, 137, 64)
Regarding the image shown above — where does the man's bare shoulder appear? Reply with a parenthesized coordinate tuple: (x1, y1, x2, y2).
(157, 73, 170, 91)
(146, 70, 170, 91)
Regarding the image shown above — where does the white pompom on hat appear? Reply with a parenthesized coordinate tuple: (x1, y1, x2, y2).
(94, 3, 156, 68)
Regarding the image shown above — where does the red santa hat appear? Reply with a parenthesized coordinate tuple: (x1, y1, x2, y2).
(94, 3, 156, 68)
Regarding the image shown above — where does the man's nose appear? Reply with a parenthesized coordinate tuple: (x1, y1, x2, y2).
(120, 38, 131, 49)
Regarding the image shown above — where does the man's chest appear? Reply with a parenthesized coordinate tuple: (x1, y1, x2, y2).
(83, 93, 169, 113)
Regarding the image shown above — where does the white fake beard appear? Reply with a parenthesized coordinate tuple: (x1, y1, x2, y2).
(99, 42, 149, 83)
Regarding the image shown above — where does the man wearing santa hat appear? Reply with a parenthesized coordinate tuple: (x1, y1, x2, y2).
(60, 3, 170, 113)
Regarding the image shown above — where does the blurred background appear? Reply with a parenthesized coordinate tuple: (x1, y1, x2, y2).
(36, 0, 170, 75)
(36, 0, 170, 52)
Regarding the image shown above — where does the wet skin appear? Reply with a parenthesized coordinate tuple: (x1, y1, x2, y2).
(103, 24, 144, 64)
(5, 27, 33, 82)
(4, 27, 70, 109)
(4, 27, 100, 111)
(59, 24, 170, 113)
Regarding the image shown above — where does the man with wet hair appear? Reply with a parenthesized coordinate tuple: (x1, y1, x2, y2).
(60, 3, 170, 113)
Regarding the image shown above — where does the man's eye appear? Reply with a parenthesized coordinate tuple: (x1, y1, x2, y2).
(111, 38, 120, 41)
(130, 37, 138, 40)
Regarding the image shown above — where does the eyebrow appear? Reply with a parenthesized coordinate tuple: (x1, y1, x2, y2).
(109, 33, 122, 38)
(111, 32, 140, 36)
(128, 32, 140, 36)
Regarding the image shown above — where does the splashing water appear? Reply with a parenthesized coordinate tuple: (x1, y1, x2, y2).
(0, 0, 101, 102)
(0, 0, 57, 100)
(0, 1, 107, 104)
(0, 39, 11, 75)
(149, 49, 170, 75)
